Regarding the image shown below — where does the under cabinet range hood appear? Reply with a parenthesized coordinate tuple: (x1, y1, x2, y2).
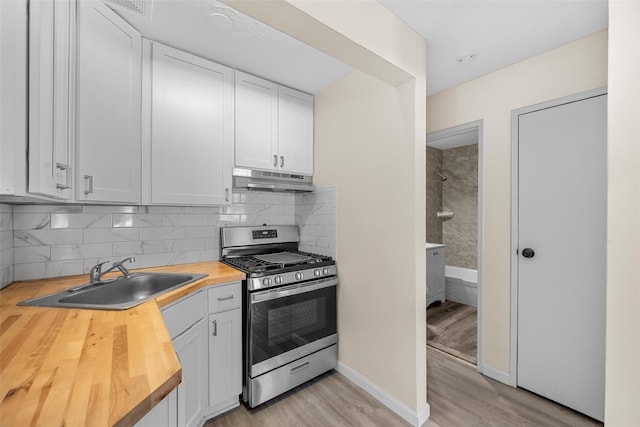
(232, 168, 315, 193)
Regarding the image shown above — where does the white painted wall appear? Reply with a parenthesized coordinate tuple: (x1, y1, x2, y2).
(605, 1, 640, 424)
(426, 30, 608, 374)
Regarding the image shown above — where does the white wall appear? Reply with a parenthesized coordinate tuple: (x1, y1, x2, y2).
(427, 30, 608, 374)
(605, 1, 640, 424)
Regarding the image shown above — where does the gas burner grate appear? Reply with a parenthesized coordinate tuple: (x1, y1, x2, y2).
(223, 250, 333, 275)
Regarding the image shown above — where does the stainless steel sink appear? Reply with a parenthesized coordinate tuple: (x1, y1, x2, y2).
(17, 272, 208, 310)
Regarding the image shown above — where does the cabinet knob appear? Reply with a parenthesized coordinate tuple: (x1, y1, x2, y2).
(212, 319, 218, 336)
(273, 155, 278, 167)
(225, 188, 229, 202)
(280, 156, 284, 168)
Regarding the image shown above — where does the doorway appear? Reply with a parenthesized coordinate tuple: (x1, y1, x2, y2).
(426, 120, 483, 369)
(510, 89, 606, 421)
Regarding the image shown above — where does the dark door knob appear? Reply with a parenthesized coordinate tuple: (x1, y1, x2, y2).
(522, 248, 535, 258)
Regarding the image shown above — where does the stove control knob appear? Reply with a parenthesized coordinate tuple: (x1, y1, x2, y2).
(274, 276, 283, 285)
(314, 269, 321, 277)
(322, 267, 330, 276)
(295, 272, 304, 281)
(262, 278, 272, 287)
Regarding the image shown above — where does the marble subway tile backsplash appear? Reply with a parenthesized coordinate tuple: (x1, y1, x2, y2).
(5, 191, 297, 281)
(1, 188, 337, 283)
(0, 204, 14, 288)
(296, 186, 337, 258)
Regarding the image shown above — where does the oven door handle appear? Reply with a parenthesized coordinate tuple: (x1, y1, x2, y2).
(251, 277, 338, 303)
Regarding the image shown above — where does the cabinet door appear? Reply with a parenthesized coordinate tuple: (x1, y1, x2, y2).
(147, 42, 233, 205)
(134, 388, 177, 427)
(209, 309, 242, 408)
(76, 0, 141, 203)
(278, 86, 313, 175)
(234, 71, 278, 172)
(174, 318, 208, 427)
(28, 0, 74, 199)
(0, 0, 28, 195)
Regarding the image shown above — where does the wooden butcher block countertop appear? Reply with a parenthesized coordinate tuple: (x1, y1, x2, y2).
(0, 261, 245, 427)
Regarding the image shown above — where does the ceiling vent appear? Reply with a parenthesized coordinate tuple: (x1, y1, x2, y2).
(105, 0, 151, 18)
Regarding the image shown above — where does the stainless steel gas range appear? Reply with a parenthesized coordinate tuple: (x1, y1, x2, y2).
(220, 225, 338, 408)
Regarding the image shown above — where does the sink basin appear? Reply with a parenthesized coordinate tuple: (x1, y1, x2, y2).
(17, 272, 208, 310)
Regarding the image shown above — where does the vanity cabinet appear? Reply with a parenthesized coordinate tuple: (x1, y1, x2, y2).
(75, 0, 142, 203)
(142, 41, 233, 206)
(235, 71, 313, 175)
(426, 245, 446, 307)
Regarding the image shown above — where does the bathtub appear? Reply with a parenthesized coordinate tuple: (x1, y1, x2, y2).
(445, 266, 478, 307)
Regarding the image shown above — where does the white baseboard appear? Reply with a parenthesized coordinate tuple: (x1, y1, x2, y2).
(481, 363, 516, 387)
(336, 362, 430, 427)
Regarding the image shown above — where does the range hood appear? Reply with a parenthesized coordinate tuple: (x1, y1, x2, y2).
(233, 168, 315, 193)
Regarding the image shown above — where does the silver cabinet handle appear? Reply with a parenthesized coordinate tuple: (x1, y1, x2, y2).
(84, 175, 93, 195)
(273, 155, 278, 167)
(217, 294, 234, 302)
(212, 319, 217, 336)
(56, 163, 71, 190)
(225, 188, 229, 202)
(280, 156, 284, 168)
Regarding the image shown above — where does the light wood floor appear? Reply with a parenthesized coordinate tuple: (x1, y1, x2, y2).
(427, 347, 603, 427)
(204, 371, 414, 426)
(427, 301, 477, 364)
(204, 349, 601, 427)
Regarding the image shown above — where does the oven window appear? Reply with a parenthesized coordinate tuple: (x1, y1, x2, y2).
(250, 285, 336, 365)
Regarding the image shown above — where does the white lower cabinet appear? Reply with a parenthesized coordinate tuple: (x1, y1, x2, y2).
(209, 305, 242, 411)
(207, 282, 242, 416)
(135, 388, 177, 427)
(137, 283, 242, 426)
(175, 318, 208, 427)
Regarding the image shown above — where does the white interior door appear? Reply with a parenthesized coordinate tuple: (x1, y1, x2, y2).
(516, 94, 606, 421)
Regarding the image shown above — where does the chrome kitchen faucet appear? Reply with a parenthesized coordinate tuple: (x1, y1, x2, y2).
(89, 257, 136, 283)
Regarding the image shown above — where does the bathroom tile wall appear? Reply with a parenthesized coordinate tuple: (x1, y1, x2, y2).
(426, 146, 443, 244)
(0, 204, 14, 288)
(1, 189, 338, 284)
(442, 144, 478, 269)
(295, 186, 336, 258)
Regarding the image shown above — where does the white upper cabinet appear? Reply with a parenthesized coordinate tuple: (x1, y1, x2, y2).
(278, 86, 314, 175)
(0, 0, 28, 197)
(76, 0, 141, 203)
(27, 0, 74, 200)
(234, 71, 278, 172)
(235, 71, 313, 175)
(143, 41, 233, 205)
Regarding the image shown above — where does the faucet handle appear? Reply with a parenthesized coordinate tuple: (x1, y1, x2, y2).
(90, 260, 110, 282)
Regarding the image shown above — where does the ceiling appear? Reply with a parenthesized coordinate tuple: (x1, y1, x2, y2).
(379, 0, 609, 95)
(105, 0, 352, 94)
(106, 0, 608, 96)
(427, 129, 478, 150)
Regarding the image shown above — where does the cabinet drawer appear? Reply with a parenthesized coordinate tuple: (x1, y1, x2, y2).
(208, 282, 241, 314)
(162, 289, 206, 340)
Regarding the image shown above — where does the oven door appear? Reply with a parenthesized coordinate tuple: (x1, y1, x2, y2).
(248, 277, 337, 377)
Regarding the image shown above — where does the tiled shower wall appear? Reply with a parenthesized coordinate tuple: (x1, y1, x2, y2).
(0, 187, 337, 285)
(442, 144, 478, 269)
(426, 146, 443, 244)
